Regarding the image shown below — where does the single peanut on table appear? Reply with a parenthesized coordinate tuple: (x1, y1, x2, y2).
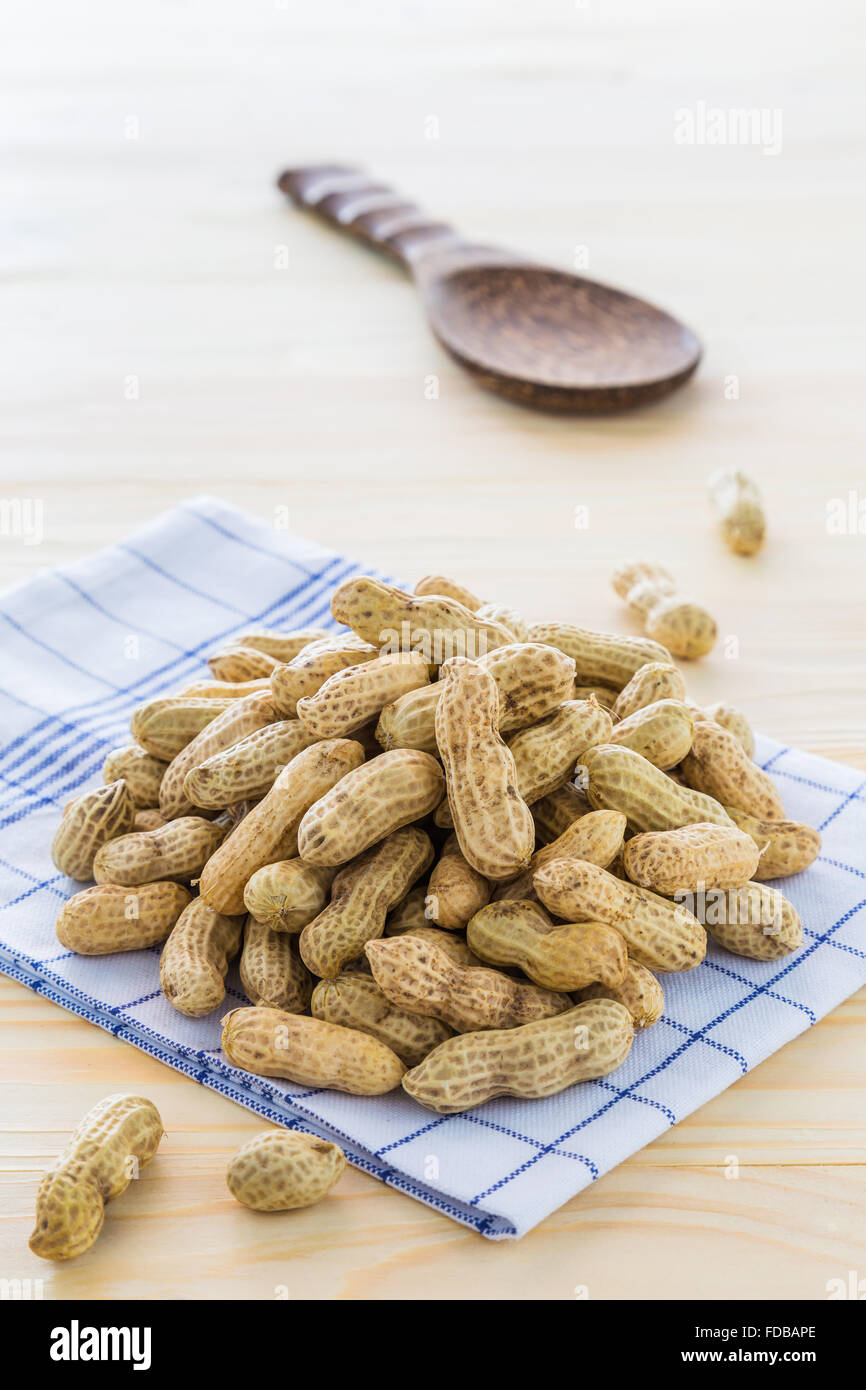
(708, 466, 766, 555)
(402, 999, 634, 1113)
(29, 1094, 163, 1260)
(226, 1130, 346, 1212)
(611, 560, 717, 659)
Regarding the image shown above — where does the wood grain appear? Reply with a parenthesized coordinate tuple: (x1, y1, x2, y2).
(1, 0, 865, 1299)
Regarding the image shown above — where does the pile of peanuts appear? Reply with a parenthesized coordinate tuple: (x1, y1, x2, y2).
(37, 563, 820, 1251)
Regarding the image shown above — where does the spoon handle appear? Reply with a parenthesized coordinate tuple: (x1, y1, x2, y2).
(276, 165, 460, 268)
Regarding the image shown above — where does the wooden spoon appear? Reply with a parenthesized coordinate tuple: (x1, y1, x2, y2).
(277, 164, 701, 413)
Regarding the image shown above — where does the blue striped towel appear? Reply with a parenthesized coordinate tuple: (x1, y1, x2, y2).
(1, 496, 864, 1239)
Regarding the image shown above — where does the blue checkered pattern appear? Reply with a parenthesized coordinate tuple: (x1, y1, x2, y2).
(1, 497, 864, 1239)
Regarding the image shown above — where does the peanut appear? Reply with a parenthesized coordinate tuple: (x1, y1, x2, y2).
(158, 689, 276, 819)
(130, 697, 235, 760)
(611, 560, 717, 659)
(681, 720, 784, 819)
(311, 974, 452, 1067)
(467, 900, 628, 992)
(701, 702, 755, 759)
(494, 809, 627, 901)
(93, 815, 227, 887)
(51, 779, 136, 880)
(402, 999, 633, 1113)
(577, 960, 664, 1029)
(299, 826, 433, 978)
(296, 749, 444, 867)
(179, 678, 271, 700)
(572, 684, 619, 709)
(102, 746, 167, 809)
(56, 882, 192, 954)
(184, 719, 320, 809)
(527, 622, 671, 689)
(331, 576, 514, 656)
(476, 602, 529, 641)
(577, 743, 736, 831)
(608, 698, 694, 769)
(221, 1006, 406, 1095)
(29, 1094, 163, 1260)
(208, 645, 281, 682)
(200, 739, 365, 913)
(240, 916, 314, 1012)
(425, 834, 491, 930)
(697, 882, 802, 959)
(414, 574, 482, 609)
(531, 783, 591, 844)
(534, 858, 706, 973)
(393, 925, 484, 968)
(612, 662, 688, 720)
(726, 807, 821, 880)
(297, 651, 429, 738)
(506, 697, 614, 803)
(623, 823, 761, 895)
(231, 628, 328, 662)
(159, 899, 243, 1017)
(365, 935, 570, 1032)
(434, 656, 534, 881)
(270, 633, 378, 717)
(226, 1130, 345, 1211)
(134, 809, 166, 832)
(243, 859, 337, 932)
(708, 467, 766, 555)
(375, 640, 576, 754)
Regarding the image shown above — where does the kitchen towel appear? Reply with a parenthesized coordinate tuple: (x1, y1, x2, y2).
(1, 495, 864, 1240)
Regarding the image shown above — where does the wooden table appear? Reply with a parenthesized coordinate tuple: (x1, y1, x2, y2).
(2, 0, 864, 1299)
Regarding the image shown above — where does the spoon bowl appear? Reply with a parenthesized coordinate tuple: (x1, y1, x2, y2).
(278, 165, 701, 413)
